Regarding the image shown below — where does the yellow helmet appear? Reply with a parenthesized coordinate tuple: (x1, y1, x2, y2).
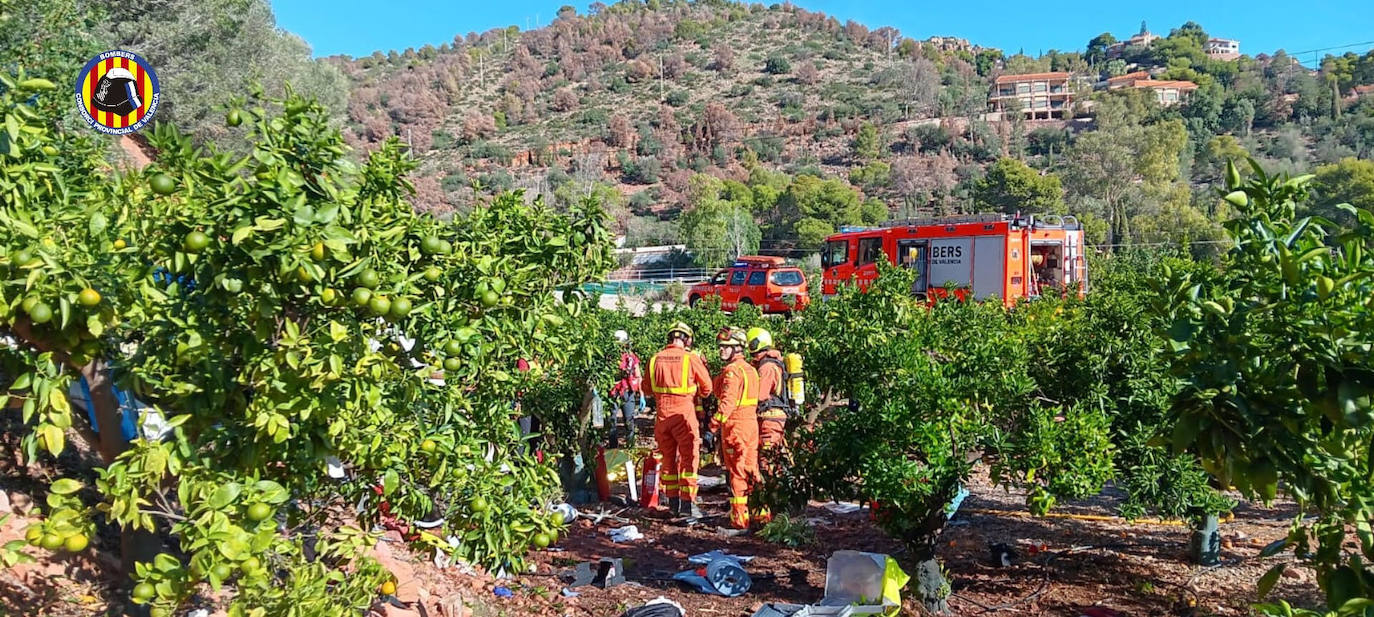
(745, 327, 773, 354)
(667, 321, 694, 341)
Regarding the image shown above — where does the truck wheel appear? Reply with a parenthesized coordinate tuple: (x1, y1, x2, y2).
(739, 298, 754, 307)
(688, 295, 701, 307)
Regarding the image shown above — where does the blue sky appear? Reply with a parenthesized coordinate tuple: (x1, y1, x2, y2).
(272, 0, 1374, 66)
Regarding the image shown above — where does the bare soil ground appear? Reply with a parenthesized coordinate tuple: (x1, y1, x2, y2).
(0, 412, 1323, 617)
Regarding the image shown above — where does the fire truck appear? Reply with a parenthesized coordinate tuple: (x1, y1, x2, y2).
(819, 213, 1087, 306)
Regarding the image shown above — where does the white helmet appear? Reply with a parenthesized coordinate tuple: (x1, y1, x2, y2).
(614, 330, 629, 344)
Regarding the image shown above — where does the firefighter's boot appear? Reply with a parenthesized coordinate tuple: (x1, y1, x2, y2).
(678, 498, 702, 519)
(666, 496, 680, 514)
(728, 497, 751, 529)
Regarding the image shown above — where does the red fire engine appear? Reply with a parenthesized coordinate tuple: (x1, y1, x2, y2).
(820, 214, 1087, 306)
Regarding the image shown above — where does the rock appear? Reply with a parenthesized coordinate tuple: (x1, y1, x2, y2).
(370, 536, 421, 603)
(438, 595, 469, 617)
(7, 491, 33, 515)
(0, 490, 10, 513)
(1281, 567, 1302, 579)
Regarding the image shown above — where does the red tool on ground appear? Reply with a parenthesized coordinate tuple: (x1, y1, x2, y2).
(639, 452, 661, 509)
(595, 447, 612, 501)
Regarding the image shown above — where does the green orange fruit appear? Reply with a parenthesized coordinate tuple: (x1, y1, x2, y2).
(212, 563, 233, 580)
(443, 357, 461, 371)
(481, 290, 499, 308)
(368, 295, 391, 317)
(420, 236, 444, 255)
(389, 297, 412, 319)
(28, 302, 53, 324)
(443, 340, 463, 356)
(420, 439, 437, 454)
(183, 230, 210, 253)
(533, 533, 551, 548)
(424, 266, 443, 282)
(132, 582, 156, 601)
(246, 503, 273, 522)
(40, 533, 63, 550)
(352, 287, 373, 307)
(470, 497, 489, 514)
(356, 269, 381, 289)
(150, 174, 177, 195)
(311, 242, 326, 261)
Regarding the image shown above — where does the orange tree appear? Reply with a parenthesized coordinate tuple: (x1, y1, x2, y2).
(774, 265, 1115, 614)
(1, 72, 614, 615)
(1159, 162, 1374, 616)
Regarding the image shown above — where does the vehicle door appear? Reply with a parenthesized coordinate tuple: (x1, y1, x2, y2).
(745, 268, 768, 308)
(822, 239, 851, 294)
(721, 268, 748, 310)
(896, 238, 929, 296)
(854, 236, 885, 290)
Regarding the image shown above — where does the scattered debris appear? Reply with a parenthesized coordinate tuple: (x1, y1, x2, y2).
(560, 558, 628, 589)
(560, 588, 580, 598)
(608, 525, 645, 543)
(689, 550, 756, 564)
(822, 551, 909, 615)
(492, 586, 513, 599)
(822, 502, 862, 515)
(551, 502, 578, 524)
(673, 552, 752, 597)
(988, 542, 1017, 567)
(619, 597, 686, 617)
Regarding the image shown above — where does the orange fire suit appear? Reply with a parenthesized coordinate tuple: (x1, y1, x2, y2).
(710, 357, 760, 528)
(753, 349, 788, 452)
(648, 342, 713, 506)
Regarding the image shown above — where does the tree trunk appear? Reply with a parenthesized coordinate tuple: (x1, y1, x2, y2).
(911, 541, 951, 614)
(1188, 513, 1221, 566)
(79, 361, 163, 571)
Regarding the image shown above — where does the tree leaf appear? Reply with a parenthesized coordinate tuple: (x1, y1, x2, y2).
(383, 470, 399, 497)
(254, 480, 289, 505)
(1257, 563, 1284, 599)
(208, 482, 242, 510)
(50, 478, 82, 495)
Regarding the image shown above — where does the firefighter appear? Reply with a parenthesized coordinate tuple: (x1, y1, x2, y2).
(746, 327, 788, 453)
(708, 328, 761, 529)
(648, 322, 713, 518)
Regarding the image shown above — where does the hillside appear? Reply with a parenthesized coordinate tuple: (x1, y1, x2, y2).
(335, 2, 994, 254)
(334, 1, 1374, 264)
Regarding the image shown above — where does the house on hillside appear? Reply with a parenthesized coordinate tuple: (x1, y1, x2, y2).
(989, 72, 1073, 120)
(1204, 38, 1241, 61)
(1106, 25, 1159, 59)
(1105, 70, 1154, 89)
(1131, 80, 1199, 106)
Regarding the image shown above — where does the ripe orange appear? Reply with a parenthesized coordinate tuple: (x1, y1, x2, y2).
(63, 533, 89, 552)
(380, 581, 397, 596)
(77, 288, 101, 307)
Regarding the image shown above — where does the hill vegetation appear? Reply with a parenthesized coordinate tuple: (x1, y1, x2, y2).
(333, 2, 1374, 267)
(12, 0, 1374, 264)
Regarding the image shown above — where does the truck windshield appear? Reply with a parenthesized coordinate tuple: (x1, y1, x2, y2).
(822, 240, 848, 268)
